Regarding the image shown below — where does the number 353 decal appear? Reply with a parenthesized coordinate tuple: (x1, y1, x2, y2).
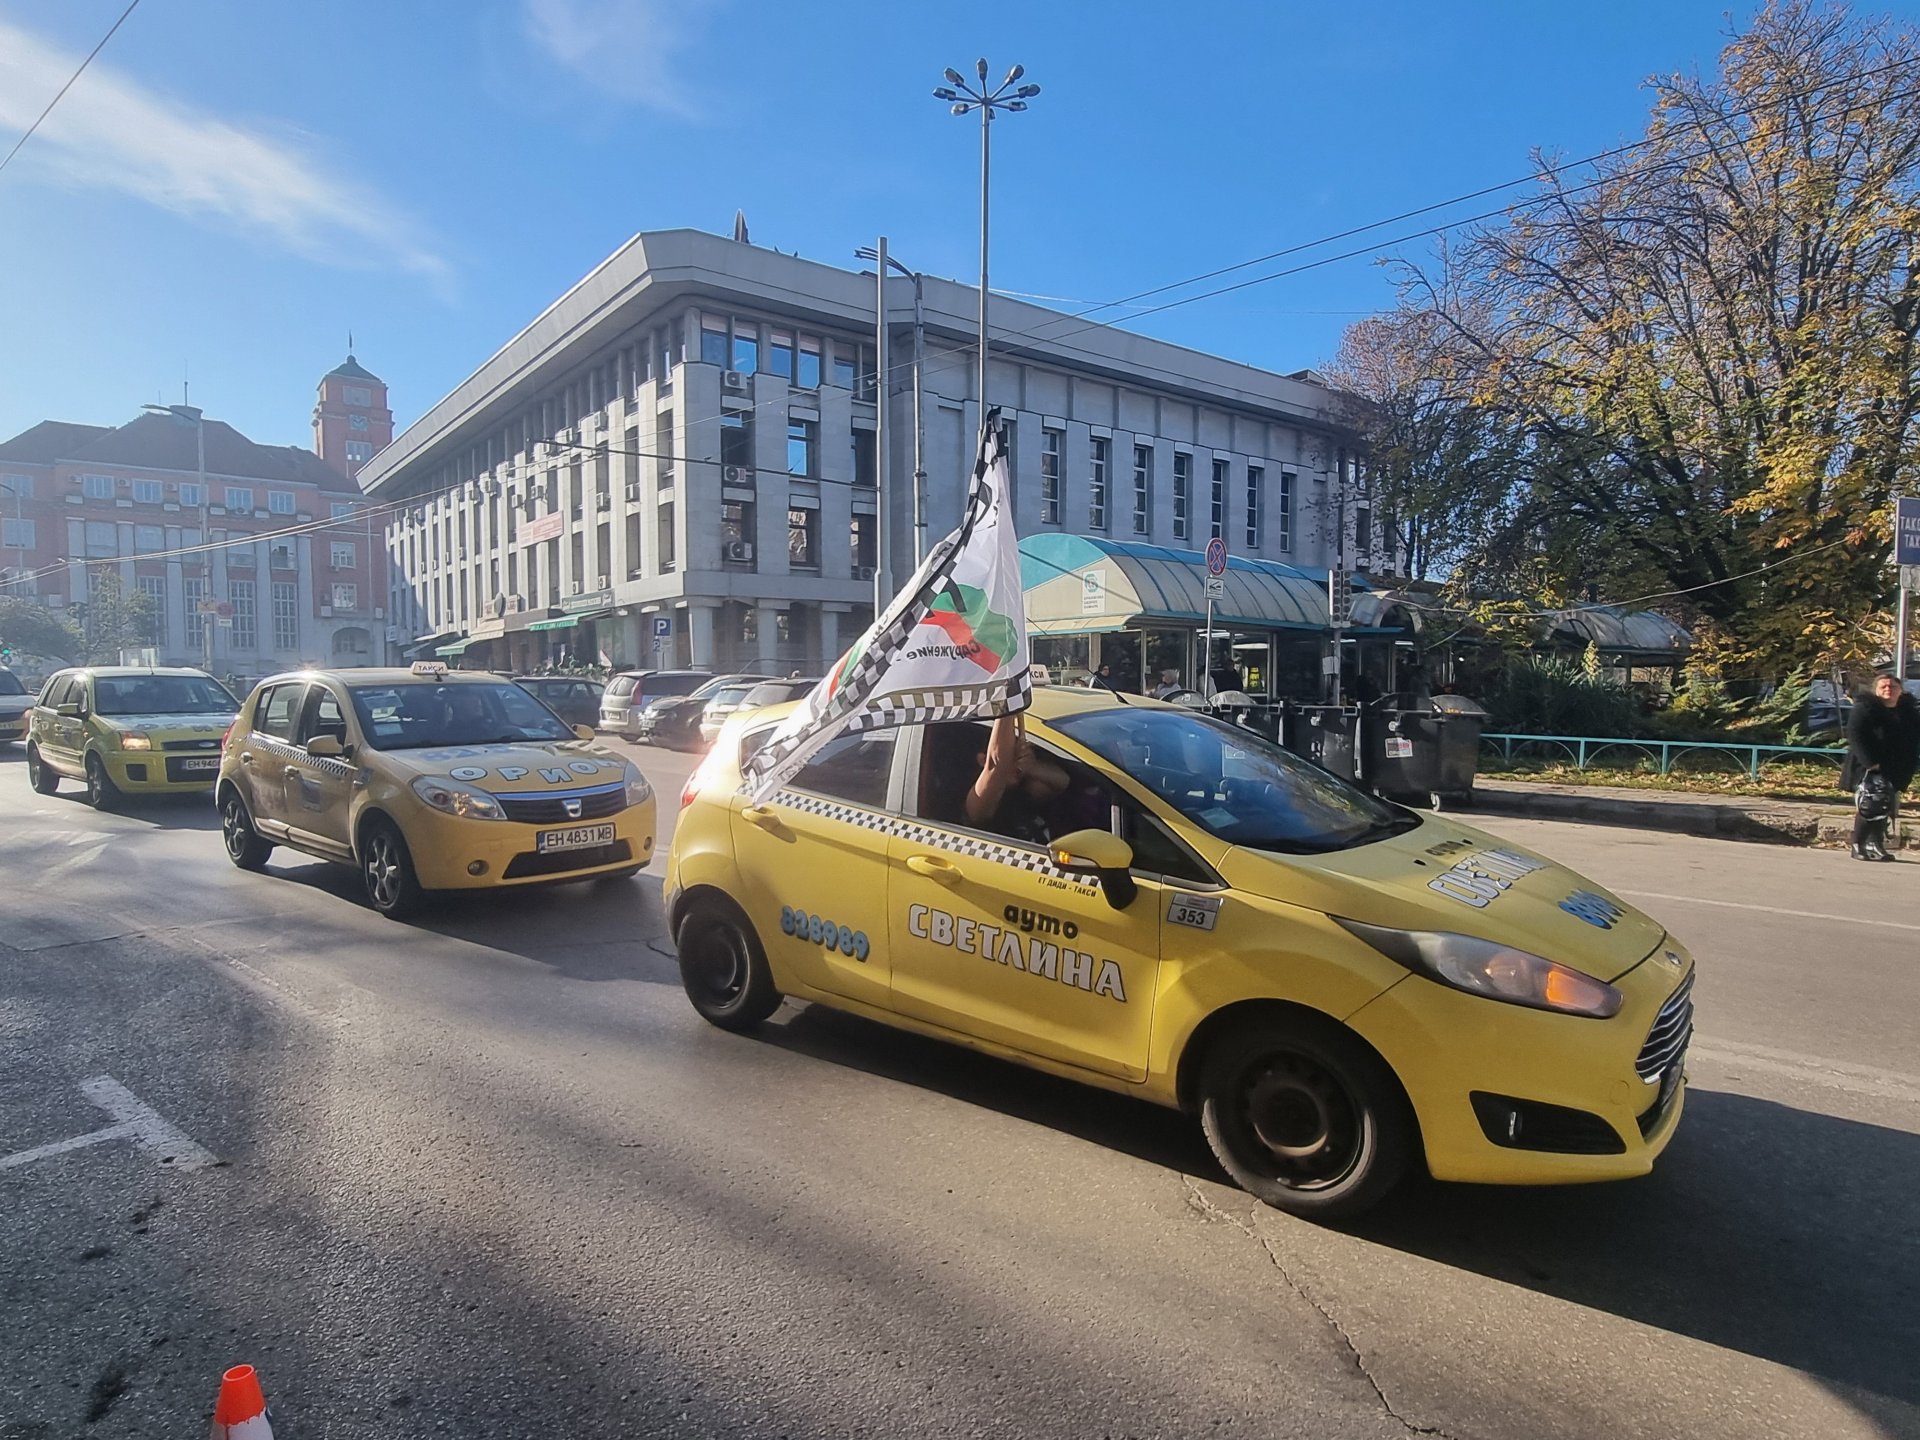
(780, 907, 871, 961)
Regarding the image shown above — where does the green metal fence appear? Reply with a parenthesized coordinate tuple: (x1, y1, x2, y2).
(1481, 732, 1846, 782)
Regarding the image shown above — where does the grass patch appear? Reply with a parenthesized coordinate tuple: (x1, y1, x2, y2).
(1479, 754, 1848, 801)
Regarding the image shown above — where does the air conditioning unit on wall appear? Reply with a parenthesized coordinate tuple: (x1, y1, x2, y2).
(724, 541, 755, 563)
(722, 370, 747, 391)
(722, 465, 749, 484)
(854, 565, 874, 582)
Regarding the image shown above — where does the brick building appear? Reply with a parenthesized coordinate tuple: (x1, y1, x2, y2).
(0, 356, 393, 680)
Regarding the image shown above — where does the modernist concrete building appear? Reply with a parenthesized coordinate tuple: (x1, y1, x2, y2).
(359, 228, 1380, 681)
(0, 355, 393, 681)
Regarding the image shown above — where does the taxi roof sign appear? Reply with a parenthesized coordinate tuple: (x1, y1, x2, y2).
(410, 660, 449, 678)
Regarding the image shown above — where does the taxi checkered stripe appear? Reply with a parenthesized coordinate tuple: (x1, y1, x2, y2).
(774, 790, 1100, 890)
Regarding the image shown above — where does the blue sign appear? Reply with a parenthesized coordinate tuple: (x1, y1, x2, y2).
(1898, 496, 1920, 568)
(1205, 536, 1229, 577)
(651, 615, 672, 639)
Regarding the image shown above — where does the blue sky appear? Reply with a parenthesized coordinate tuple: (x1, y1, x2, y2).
(0, 0, 1767, 453)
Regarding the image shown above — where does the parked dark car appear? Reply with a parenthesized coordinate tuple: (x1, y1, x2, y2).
(513, 676, 603, 730)
(637, 673, 772, 748)
(598, 669, 713, 739)
(698, 677, 822, 747)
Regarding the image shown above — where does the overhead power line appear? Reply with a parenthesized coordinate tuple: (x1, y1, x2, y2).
(0, 0, 143, 181)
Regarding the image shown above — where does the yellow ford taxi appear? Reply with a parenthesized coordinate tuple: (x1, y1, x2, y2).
(217, 663, 655, 919)
(26, 666, 237, 808)
(666, 686, 1693, 1220)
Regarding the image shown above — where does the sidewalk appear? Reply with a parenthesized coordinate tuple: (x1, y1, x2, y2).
(1467, 776, 1915, 849)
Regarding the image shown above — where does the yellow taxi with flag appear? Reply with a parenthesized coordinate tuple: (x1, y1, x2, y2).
(665, 685, 1693, 1220)
(217, 663, 655, 918)
(25, 666, 238, 808)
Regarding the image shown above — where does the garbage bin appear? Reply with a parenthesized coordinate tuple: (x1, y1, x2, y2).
(1298, 704, 1362, 782)
(1371, 694, 1488, 809)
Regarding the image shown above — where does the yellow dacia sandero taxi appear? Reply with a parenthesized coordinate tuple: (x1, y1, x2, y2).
(26, 666, 238, 809)
(217, 663, 656, 919)
(666, 686, 1693, 1220)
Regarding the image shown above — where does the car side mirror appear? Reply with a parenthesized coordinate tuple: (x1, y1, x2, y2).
(54, 702, 82, 718)
(572, 724, 595, 741)
(1049, 828, 1138, 910)
(305, 735, 346, 758)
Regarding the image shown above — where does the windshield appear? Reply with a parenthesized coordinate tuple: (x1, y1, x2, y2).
(1053, 708, 1416, 854)
(0, 671, 24, 697)
(643, 672, 711, 699)
(743, 681, 813, 706)
(92, 673, 237, 717)
(708, 684, 755, 708)
(347, 680, 574, 751)
(606, 676, 637, 698)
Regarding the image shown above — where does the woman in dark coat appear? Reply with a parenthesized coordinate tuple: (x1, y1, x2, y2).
(1842, 672, 1920, 860)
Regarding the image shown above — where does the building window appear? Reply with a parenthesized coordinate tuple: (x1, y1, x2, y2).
(349, 414, 370, 432)
(224, 486, 252, 512)
(345, 441, 373, 466)
(700, 316, 729, 367)
(1352, 505, 1371, 563)
(658, 501, 676, 571)
(185, 577, 208, 647)
(82, 474, 114, 500)
(330, 583, 357, 611)
(1040, 429, 1063, 525)
(4, 517, 34, 549)
(797, 336, 823, 390)
(1, 474, 33, 500)
(134, 525, 164, 554)
(272, 581, 298, 650)
(720, 413, 753, 474)
(85, 521, 116, 556)
(1210, 459, 1229, 541)
(269, 542, 294, 570)
(722, 499, 755, 553)
(788, 508, 818, 568)
(137, 575, 166, 640)
(331, 541, 356, 569)
(1277, 472, 1295, 552)
(269, 491, 295, 515)
(1172, 453, 1191, 540)
(1131, 445, 1152, 534)
(1246, 467, 1263, 549)
(132, 478, 163, 504)
(1089, 436, 1111, 531)
(226, 540, 256, 568)
(768, 328, 795, 380)
(851, 429, 876, 487)
(344, 385, 372, 407)
(656, 410, 675, 482)
(787, 420, 817, 477)
(831, 345, 857, 391)
(179, 483, 205, 507)
(850, 513, 876, 570)
(230, 580, 257, 649)
(731, 321, 759, 376)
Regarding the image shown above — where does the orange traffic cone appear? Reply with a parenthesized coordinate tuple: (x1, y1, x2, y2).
(210, 1364, 274, 1438)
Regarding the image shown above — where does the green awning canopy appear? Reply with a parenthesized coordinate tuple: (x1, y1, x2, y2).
(526, 615, 579, 632)
(434, 639, 472, 656)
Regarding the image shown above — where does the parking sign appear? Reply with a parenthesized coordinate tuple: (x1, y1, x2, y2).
(652, 616, 671, 639)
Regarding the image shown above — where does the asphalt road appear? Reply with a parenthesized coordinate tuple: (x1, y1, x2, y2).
(1, 741, 1916, 1440)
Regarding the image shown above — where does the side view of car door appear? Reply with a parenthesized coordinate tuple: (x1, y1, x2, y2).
(234, 680, 307, 839)
(277, 683, 357, 861)
(36, 673, 87, 777)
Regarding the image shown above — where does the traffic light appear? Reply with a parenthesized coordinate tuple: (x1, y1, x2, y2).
(1327, 569, 1353, 626)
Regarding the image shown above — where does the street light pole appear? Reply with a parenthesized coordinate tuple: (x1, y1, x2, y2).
(934, 61, 1039, 429)
(144, 402, 207, 668)
(856, 245, 929, 563)
(873, 235, 891, 615)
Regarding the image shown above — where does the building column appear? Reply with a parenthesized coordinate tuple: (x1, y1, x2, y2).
(686, 601, 717, 670)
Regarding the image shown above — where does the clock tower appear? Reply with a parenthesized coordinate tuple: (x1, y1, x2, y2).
(312, 351, 394, 481)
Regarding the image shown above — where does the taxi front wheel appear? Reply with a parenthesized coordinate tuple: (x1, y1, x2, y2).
(361, 819, 424, 920)
(677, 896, 782, 1031)
(85, 755, 120, 812)
(1198, 1018, 1414, 1221)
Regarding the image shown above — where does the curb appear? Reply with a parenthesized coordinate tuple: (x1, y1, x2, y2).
(1465, 782, 1915, 849)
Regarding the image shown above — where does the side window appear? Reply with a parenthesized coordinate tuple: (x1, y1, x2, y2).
(255, 683, 306, 741)
(790, 730, 897, 809)
(913, 720, 1111, 848)
(1117, 801, 1216, 887)
(40, 674, 74, 708)
(295, 686, 347, 744)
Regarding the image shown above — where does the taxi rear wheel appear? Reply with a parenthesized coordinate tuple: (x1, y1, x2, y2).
(26, 745, 58, 794)
(677, 896, 782, 1030)
(361, 819, 424, 920)
(220, 791, 273, 871)
(85, 755, 120, 812)
(1198, 1019, 1413, 1221)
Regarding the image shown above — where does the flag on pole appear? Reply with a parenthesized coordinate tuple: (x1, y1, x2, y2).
(744, 415, 1030, 801)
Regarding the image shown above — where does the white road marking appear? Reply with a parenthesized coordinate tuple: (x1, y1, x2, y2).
(37, 839, 112, 884)
(1691, 1036, 1920, 1105)
(1618, 889, 1920, 934)
(0, 1074, 216, 1173)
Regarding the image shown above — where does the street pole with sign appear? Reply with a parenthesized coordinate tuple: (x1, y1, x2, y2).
(1203, 537, 1227, 694)
(1895, 495, 1920, 681)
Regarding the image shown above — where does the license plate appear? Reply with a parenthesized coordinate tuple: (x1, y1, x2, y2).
(537, 823, 615, 853)
(179, 756, 220, 772)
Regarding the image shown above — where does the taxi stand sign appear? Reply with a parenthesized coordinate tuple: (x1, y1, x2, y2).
(1897, 496, 1920, 680)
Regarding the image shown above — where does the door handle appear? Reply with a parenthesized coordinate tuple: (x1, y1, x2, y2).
(904, 854, 963, 885)
(740, 804, 786, 832)
(239, 753, 254, 765)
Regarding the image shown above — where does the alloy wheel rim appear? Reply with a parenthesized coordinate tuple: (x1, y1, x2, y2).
(1236, 1054, 1363, 1191)
(367, 835, 401, 907)
(222, 800, 248, 858)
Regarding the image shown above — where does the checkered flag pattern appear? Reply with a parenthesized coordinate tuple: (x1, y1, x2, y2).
(745, 415, 1032, 800)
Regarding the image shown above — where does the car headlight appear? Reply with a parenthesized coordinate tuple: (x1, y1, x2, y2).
(410, 775, 506, 821)
(1336, 918, 1623, 1018)
(622, 761, 652, 808)
(116, 732, 153, 751)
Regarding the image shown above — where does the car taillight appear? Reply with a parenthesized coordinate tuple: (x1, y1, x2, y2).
(680, 772, 701, 809)
(221, 722, 236, 752)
